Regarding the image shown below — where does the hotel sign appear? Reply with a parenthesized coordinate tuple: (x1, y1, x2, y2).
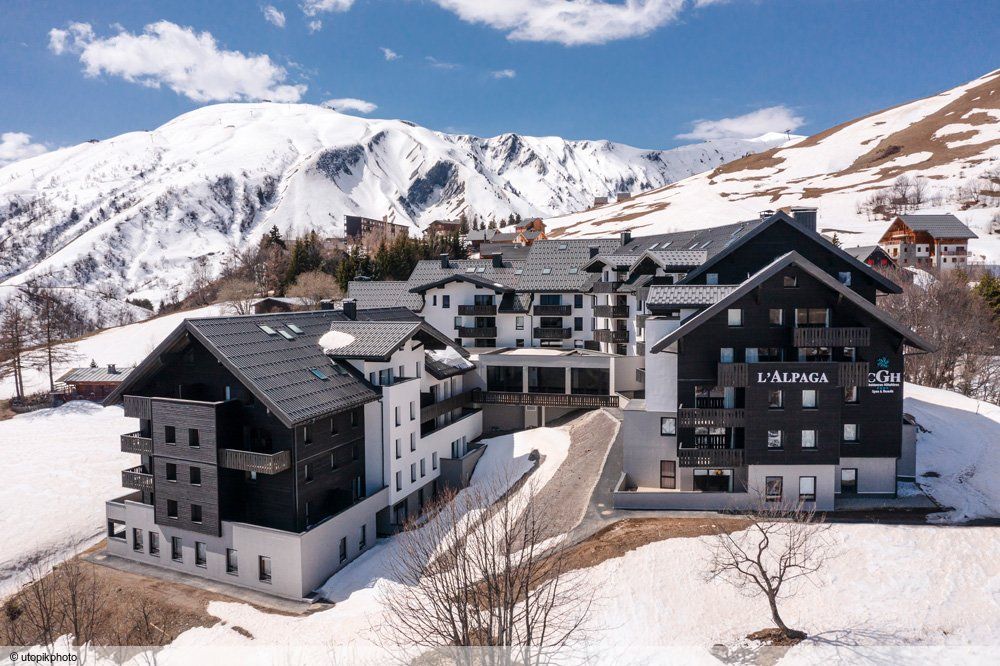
(868, 357, 901, 395)
(754, 370, 830, 384)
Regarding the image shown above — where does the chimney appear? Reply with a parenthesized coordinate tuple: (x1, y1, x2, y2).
(342, 299, 357, 321)
(319, 299, 334, 310)
(620, 230, 632, 246)
(440, 253, 450, 269)
(790, 206, 818, 233)
(492, 253, 504, 268)
(107, 363, 117, 374)
(759, 209, 776, 221)
(589, 246, 600, 258)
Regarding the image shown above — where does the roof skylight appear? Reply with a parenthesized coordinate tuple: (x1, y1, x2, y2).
(287, 324, 304, 334)
(259, 325, 278, 335)
(310, 368, 329, 380)
(279, 330, 295, 340)
(542, 267, 552, 275)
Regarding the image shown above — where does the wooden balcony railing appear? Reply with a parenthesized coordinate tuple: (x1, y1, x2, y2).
(123, 395, 151, 419)
(122, 465, 153, 491)
(421, 390, 475, 422)
(678, 448, 744, 468)
(532, 304, 572, 316)
(594, 329, 629, 344)
(594, 304, 630, 318)
(120, 432, 153, 455)
(533, 327, 572, 340)
(838, 362, 870, 387)
(475, 390, 618, 408)
(678, 408, 746, 428)
(458, 304, 497, 315)
(458, 326, 498, 338)
(717, 363, 749, 387)
(591, 281, 622, 293)
(793, 327, 871, 347)
(219, 449, 292, 475)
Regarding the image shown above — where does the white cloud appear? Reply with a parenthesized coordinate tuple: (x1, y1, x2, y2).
(0, 132, 48, 167)
(321, 97, 378, 114)
(47, 21, 306, 103)
(427, 0, 687, 46)
(490, 69, 516, 79)
(676, 105, 805, 141)
(425, 56, 459, 70)
(380, 47, 400, 61)
(301, 0, 355, 16)
(307, 19, 323, 33)
(263, 5, 286, 28)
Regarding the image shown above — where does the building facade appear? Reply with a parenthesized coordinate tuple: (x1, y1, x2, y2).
(876, 214, 977, 271)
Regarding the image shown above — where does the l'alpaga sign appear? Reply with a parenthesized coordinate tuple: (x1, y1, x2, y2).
(754, 370, 830, 384)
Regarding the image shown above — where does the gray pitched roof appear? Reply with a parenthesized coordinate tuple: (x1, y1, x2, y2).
(321, 321, 423, 359)
(614, 220, 762, 259)
(896, 214, 978, 239)
(58, 366, 134, 383)
(424, 349, 476, 380)
(409, 272, 512, 293)
(405, 258, 523, 292)
(478, 243, 530, 260)
(650, 252, 934, 354)
(519, 238, 621, 292)
(645, 285, 738, 308)
(348, 281, 423, 310)
(498, 291, 532, 313)
(843, 245, 879, 260)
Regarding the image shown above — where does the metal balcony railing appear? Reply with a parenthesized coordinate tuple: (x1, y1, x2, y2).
(219, 449, 292, 475)
(120, 432, 153, 455)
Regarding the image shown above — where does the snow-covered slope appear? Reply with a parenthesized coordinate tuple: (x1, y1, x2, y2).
(0, 104, 782, 304)
(550, 69, 1000, 263)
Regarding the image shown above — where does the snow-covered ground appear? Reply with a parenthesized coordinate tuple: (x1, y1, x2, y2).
(0, 401, 132, 597)
(0, 303, 224, 399)
(905, 383, 1000, 522)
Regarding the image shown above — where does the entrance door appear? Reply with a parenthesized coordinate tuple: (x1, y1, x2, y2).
(659, 461, 676, 489)
(841, 468, 858, 495)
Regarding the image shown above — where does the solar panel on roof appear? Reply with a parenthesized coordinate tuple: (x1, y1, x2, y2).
(259, 325, 278, 335)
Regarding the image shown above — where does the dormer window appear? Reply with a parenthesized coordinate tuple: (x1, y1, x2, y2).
(542, 268, 552, 275)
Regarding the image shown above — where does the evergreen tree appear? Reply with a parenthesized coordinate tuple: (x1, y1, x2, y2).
(974, 272, 1000, 319)
(830, 233, 842, 248)
(265, 225, 286, 249)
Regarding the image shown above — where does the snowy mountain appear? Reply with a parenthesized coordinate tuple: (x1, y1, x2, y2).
(549, 69, 1000, 263)
(0, 104, 783, 306)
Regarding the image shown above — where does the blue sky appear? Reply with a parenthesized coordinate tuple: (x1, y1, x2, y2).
(1, 0, 998, 162)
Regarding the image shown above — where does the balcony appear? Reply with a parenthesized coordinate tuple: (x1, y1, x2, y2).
(533, 327, 572, 340)
(594, 329, 629, 344)
(793, 327, 871, 347)
(122, 465, 153, 491)
(692, 434, 730, 448)
(678, 408, 746, 428)
(476, 390, 619, 408)
(678, 448, 744, 468)
(717, 363, 749, 387)
(594, 304, 630, 318)
(458, 304, 497, 316)
(123, 395, 151, 419)
(421, 390, 476, 422)
(838, 362, 869, 387)
(219, 449, 292, 475)
(458, 326, 498, 339)
(120, 431, 153, 455)
(591, 281, 622, 293)
(532, 304, 572, 316)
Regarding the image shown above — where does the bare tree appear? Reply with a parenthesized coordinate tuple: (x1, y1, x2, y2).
(377, 473, 594, 662)
(704, 494, 835, 641)
(25, 289, 81, 391)
(187, 257, 214, 306)
(216, 278, 258, 315)
(56, 555, 110, 647)
(286, 270, 343, 307)
(0, 300, 32, 399)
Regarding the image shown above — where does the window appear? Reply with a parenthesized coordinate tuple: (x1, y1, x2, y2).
(765, 476, 783, 502)
(416, 361, 422, 378)
(191, 504, 203, 523)
(409, 401, 415, 421)
(769, 308, 784, 326)
(259, 556, 272, 582)
(660, 417, 676, 436)
(164, 426, 176, 444)
(394, 438, 401, 460)
(574, 294, 583, 308)
(410, 463, 416, 483)
(360, 525, 367, 550)
(768, 390, 783, 409)
(171, 537, 182, 562)
(442, 295, 450, 309)
(195, 541, 207, 567)
(795, 308, 829, 327)
(574, 317, 583, 332)
(331, 417, 338, 435)
(841, 468, 858, 494)
(432, 295, 437, 306)
(838, 271, 852, 286)
(844, 423, 859, 442)
(420, 458, 426, 477)
(132, 528, 143, 552)
(188, 428, 200, 448)
(432, 452, 438, 470)
(706, 273, 719, 285)
(409, 432, 416, 452)
(189, 466, 201, 485)
(844, 386, 859, 404)
(394, 406, 401, 426)
(727, 308, 743, 327)
(783, 275, 798, 288)
(226, 548, 238, 574)
(453, 316, 462, 329)
(339, 537, 348, 563)
(842, 346, 856, 362)
(149, 531, 159, 556)
(745, 347, 759, 363)
(802, 389, 817, 409)
(720, 347, 734, 363)
(302, 425, 312, 445)
(395, 471, 402, 491)
(767, 430, 783, 449)
(801, 430, 817, 449)
(799, 476, 817, 501)
(167, 499, 178, 519)
(659, 461, 676, 489)
(166, 462, 177, 482)
(515, 316, 524, 330)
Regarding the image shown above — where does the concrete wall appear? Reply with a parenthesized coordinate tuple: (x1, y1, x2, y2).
(837, 457, 897, 494)
(621, 406, 676, 489)
(747, 464, 837, 511)
(482, 404, 525, 433)
(897, 421, 917, 480)
(439, 444, 487, 490)
(644, 317, 679, 412)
